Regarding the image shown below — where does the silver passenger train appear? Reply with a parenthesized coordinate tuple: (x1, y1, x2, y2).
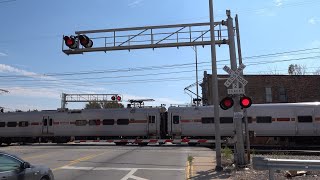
(1, 102, 320, 146)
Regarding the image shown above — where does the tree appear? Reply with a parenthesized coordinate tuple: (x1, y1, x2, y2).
(102, 101, 124, 109)
(84, 101, 124, 109)
(313, 68, 320, 75)
(85, 101, 102, 109)
(288, 64, 306, 75)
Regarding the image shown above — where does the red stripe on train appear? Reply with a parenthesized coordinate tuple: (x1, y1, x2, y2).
(180, 120, 191, 123)
(277, 118, 290, 121)
(197, 139, 207, 143)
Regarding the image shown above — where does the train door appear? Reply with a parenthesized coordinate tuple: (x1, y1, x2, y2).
(148, 114, 157, 137)
(42, 116, 54, 135)
(295, 107, 315, 136)
(171, 113, 181, 137)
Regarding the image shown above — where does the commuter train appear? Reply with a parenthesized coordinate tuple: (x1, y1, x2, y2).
(1, 102, 320, 146)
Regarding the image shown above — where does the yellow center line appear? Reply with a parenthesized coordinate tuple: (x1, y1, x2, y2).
(186, 161, 190, 180)
(53, 152, 106, 171)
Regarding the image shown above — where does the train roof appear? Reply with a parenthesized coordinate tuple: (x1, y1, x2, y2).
(168, 102, 320, 110)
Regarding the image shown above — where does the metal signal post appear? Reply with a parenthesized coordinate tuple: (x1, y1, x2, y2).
(226, 10, 245, 166)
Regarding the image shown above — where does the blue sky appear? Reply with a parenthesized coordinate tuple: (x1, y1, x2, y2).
(0, 0, 319, 111)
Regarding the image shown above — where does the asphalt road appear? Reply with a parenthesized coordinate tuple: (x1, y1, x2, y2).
(0, 143, 215, 180)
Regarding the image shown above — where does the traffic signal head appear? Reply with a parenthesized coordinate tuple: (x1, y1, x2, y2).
(117, 96, 121, 101)
(220, 97, 234, 110)
(78, 34, 93, 48)
(111, 96, 116, 101)
(240, 96, 252, 109)
(63, 36, 78, 49)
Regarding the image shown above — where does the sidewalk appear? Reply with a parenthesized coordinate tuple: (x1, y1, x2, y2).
(186, 156, 233, 180)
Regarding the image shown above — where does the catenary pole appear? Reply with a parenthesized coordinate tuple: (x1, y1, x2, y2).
(209, 0, 222, 171)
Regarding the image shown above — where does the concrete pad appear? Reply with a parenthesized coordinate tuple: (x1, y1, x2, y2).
(188, 156, 232, 180)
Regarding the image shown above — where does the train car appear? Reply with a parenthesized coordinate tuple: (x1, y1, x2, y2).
(0, 107, 167, 145)
(168, 102, 320, 145)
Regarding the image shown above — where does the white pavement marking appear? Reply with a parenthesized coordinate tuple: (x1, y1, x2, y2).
(61, 165, 185, 180)
(62, 166, 185, 171)
(120, 168, 148, 180)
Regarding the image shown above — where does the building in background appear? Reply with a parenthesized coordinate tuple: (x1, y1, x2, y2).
(201, 71, 320, 105)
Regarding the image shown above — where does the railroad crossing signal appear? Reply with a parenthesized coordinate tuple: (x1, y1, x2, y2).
(78, 35, 93, 48)
(220, 96, 252, 110)
(63, 36, 78, 49)
(220, 97, 234, 110)
(223, 63, 247, 88)
(63, 35, 93, 49)
(240, 96, 252, 108)
(111, 95, 122, 101)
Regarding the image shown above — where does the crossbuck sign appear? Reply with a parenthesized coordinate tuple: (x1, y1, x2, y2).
(223, 63, 248, 94)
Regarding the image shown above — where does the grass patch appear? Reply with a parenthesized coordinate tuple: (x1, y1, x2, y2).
(188, 155, 194, 164)
(222, 147, 233, 160)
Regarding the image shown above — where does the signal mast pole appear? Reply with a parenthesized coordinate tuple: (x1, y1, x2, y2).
(226, 10, 245, 166)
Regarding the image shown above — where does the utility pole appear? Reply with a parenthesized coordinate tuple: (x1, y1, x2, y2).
(209, 0, 222, 171)
(227, 10, 245, 166)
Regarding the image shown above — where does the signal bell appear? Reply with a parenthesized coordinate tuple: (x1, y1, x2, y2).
(63, 36, 78, 49)
(220, 97, 234, 110)
(78, 34, 93, 48)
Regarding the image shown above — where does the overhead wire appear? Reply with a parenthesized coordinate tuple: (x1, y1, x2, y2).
(0, 47, 319, 79)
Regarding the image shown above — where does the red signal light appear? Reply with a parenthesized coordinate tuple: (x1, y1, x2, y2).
(240, 96, 252, 108)
(220, 97, 234, 110)
(63, 36, 77, 49)
(78, 34, 93, 48)
(111, 96, 116, 101)
(117, 96, 121, 101)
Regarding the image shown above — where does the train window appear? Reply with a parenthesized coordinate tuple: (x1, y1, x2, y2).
(0, 122, 5, 127)
(117, 119, 129, 125)
(43, 119, 48, 126)
(19, 121, 29, 127)
(242, 117, 252, 123)
(220, 117, 233, 124)
(256, 116, 272, 123)
(103, 119, 114, 125)
(173, 116, 180, 124)
(49, 119, 53, 126)
(298, 116, 313, 123)
(201, 117, 214, 124)
(89, 119, 101, 126)
(75, 120, 87, 126)
(7, 122, 17, 127)
(149, 116, 156, 123)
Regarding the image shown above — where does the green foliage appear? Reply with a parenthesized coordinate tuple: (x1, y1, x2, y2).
(251, 148, 256, 155)
(187, 155, 194, 164)
(288, 64, 306, 75)
(102, 101, 124, 109)
(222, 147, 233, 160)
(85, 101, 124, 109)
(85, 101, 102, 109)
